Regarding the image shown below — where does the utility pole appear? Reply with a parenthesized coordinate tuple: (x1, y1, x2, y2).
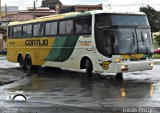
(0, 0, 1, 18)
(108, 4, 111, 10)
(5, 4, 7, 16)
(33, 1, 36, 19)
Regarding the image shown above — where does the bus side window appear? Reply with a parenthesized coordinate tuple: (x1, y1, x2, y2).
(33, 24, 40, 36)
(66, 20, 74, 34)
(22, 24, 32, 37)
(13, 26, 22, 37)
(45, 23, 51, 35)
(8, 27, 12, 38)
(83, 17, 91, 34)
(50, 22, 58, 35)
(75, 17, 91, 34)
(75, 19, 83, 34)
(45, 21, 58, 35)
(59, 21, 66, 34)
(33, 23, 44, 36)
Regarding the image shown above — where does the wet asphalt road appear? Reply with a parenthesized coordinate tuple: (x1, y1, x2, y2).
(0, 57, 160, 113)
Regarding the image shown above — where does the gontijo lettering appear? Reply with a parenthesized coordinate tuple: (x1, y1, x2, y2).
(25, 39, 48, 46)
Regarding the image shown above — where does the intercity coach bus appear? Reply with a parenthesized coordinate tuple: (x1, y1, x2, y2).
(7, 10, 154, 78)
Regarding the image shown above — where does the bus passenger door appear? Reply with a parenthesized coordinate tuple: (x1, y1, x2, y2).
(103, 30, 115, 57)
(103, 30, 114, 72)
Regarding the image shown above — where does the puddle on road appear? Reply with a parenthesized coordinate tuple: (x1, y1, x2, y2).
(0, 66, 160, 109)
(1, 68, 158, 107)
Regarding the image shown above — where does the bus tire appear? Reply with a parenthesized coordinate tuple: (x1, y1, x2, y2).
(85, 59, 93, 77)
(18, 55, 25, 69)
(115, 73, 123, 80)
(25, 55, 32, 70)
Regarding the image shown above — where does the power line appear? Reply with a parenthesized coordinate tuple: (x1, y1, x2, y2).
(103, 4, 160, 7)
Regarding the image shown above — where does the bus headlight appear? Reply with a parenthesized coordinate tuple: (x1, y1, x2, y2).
(121, 65, 129, 71)
(115, 58, 121, 62)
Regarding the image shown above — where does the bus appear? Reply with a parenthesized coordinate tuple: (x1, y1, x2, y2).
(7, 10, 154, 78)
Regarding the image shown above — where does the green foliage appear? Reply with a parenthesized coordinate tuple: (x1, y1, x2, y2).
(140, 5, 160, 32)
(155, 34, 160, 44)
(152, 54, 160, 59)
(41, 0, 60, 9)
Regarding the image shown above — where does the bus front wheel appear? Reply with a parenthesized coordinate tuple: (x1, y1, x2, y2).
(85, 59, 93, 77)
(18, 55, 25, 69)
(25, 55, 32, 70)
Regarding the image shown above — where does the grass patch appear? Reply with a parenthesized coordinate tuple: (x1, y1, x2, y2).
(152, 54, 160, 59)
(0, 55, 6, 57)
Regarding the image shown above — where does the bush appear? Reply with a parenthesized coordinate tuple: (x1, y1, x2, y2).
(155, 34, 160, 46)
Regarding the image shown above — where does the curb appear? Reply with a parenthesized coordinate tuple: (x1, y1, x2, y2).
(153, 59, 160, 65)
(0, 57, 6, 60)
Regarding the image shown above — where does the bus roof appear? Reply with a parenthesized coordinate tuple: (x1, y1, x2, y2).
(8, 10, 146, 26)
(90, 10, 146, 15)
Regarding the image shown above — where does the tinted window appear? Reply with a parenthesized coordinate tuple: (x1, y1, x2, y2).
(33, 23, 44, 36)
(75, 19, 83, 33)
(111, 15, 149, 26)
(45, 23, 50, 35)
(8, 27, 12, 37)
(59, 21, 65, 34)
(75, 17, 91, 34)
(45, 21, 57, 35)
(95, 14, 111, 27)
(23, 24, 32, 37)
(66, 20, 74, 34)
(13, 26, 22, 37)
(83, 17, 91, 33)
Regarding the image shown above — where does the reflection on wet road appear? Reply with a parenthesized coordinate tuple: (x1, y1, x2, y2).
(0, 59, 160, 112)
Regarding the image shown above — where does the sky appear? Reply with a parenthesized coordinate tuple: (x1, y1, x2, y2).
(2, 0, 160, 12)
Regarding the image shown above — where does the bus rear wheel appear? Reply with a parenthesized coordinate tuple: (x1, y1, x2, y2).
(85, 59, 93, 77)
(25, 55, 32, 70)
(18, 55, 25, 69)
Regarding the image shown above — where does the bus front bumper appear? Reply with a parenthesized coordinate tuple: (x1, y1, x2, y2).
(113, 60, 154, 73)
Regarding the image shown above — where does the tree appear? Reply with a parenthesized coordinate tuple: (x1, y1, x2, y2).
(41, 0, 62, 10)
(140, 5, 160, 32)
(155, 35, 160, 45)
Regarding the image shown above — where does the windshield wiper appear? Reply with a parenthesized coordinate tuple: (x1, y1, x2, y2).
(96, 25, 111, 29)
(96, 25, 118, 29)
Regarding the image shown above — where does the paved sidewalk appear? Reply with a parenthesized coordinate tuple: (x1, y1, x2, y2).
(153, 59, 160, 64)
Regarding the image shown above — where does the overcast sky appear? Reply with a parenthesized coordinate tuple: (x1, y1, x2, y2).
(2, 0, 160, 12)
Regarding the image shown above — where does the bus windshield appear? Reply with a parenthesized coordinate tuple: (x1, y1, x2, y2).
(113, 28, 153, 54)
(95, 14, 153, 56)
(111, 15, 149, 26)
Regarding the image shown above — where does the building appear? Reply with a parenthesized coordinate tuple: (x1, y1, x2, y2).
(55, 4, 103, 14)
(0, 13, 33, 50)
(0, 6, 18, 17)
(0, 7, 55, 50)
(0, 28, 7, 50)
(18, 7, 55, 18)
(0, 6, 18, 50)
(152, 32, 160, 49)
(42, 0, 62, 10)
(0, 13, 33, 22)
